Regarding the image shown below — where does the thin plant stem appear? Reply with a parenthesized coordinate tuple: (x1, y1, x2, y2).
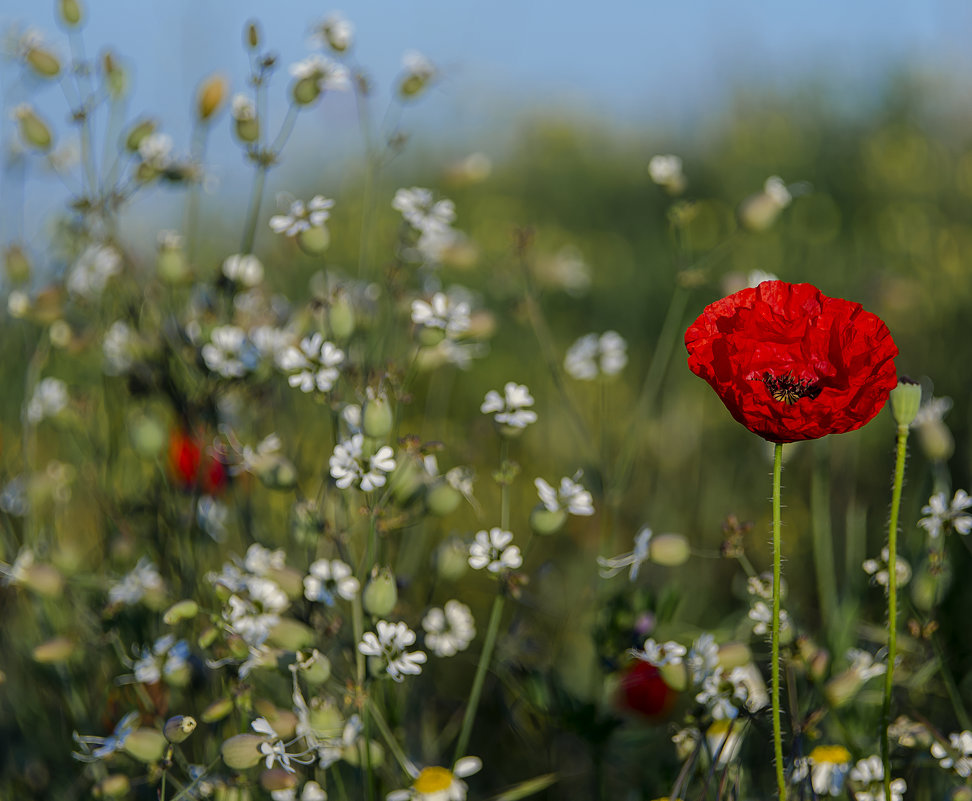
(367, 696, 412, 773)
(240, 164, 268, 255)
(771, 441, 786, 799)
(453, 592, 504, 763)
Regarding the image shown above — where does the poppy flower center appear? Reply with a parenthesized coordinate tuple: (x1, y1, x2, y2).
(414, 766, 453, 793)
(760, 372, 821, 405)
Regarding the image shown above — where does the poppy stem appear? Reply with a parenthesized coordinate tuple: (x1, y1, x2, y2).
(771, 441, 786, 799)
(882, 424, 909, 801)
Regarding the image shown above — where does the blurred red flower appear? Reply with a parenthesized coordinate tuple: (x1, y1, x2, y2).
(685, 281, 898, 443)
(168, 429, 227, 494)
(617, 661, 677, 719)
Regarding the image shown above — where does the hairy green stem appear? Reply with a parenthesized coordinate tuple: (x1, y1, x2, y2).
(882, 424, 909, 800)
(772, 442, 786, 799)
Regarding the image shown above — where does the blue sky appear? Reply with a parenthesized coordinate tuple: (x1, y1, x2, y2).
(3, 1, 971, 247)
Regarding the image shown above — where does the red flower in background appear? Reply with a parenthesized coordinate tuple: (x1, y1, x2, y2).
(168, 429, 227, 494)
(617, 661, 678, 720)
(685, 281, 898, 443)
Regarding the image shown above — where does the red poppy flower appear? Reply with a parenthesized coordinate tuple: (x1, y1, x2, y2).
(168, 429, 227, 494)
(684, 281, 898, 443)
(617, 661, 678, 719)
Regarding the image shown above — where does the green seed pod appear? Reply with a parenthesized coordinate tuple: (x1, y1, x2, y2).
(234, 116, 259, 144)
(93, 775, 130, 798)
(163, 599, 199, 625)
(308, 698, 343, 737)
(201, 697, 235, 724)
(327, 295, 355, 339)
(268, 618, 315, 651)
(342, 738, 384, 767)
(102, 50, 127, 97)
(59, 0, 83, 26)
(32, 636, 75, 663)
(890, 378, 922, 429)
(648, 533, 691, 567)
(529, 504, 567, 535)
(362, 393, 394, 439)
(128, 413, 166, 458)
(221, 734, 265, 770)
(15, 105, 53, 151)
(716, 642, 752, 671)
(260, 769, 297, 792)
(436, 538, 468, 581)
(124, 119, 156, 153)
(296, 225, 330, 255)
(417, 326, 446, 347)
(197, 74, 228, 122)
(21, 563, 64, 598)
(26, 47, 61, 78)
(4, 244, 32, 284)
(917, 418, 954, 463)
(245, 21, 260, 50)
(427, 483, 462, 517)
(292, 77, 322, 106)
(163, 715, 196, 743)
(362, 567, 398, 617)
(399, 73, 429, 99)
(123, 728, 167, 763)
(658, 661, 688, 692)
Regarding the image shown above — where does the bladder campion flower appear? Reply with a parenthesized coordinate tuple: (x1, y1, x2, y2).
(685, 281, 898, 443)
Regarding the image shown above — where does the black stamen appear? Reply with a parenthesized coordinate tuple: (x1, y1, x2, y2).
(761, 372, 821, 405)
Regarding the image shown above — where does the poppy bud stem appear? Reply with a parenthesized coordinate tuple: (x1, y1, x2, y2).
(882, 424, 909, 801)
(771, 442, 786, 799)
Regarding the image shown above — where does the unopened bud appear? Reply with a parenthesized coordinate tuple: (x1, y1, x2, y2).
(156, 232, 190, 284)
(268, 618, 314, 651)
(21, 562, 64, 597)
(25, 46, 61, 78)
(202, 697, 235, 724)
(124, 119, 156, 152)
(93, 775, 130, 798)
(123, 728, 167, 763)
(296, 225, 330, 254)
(648, 533, 691, 567)
(164, 715, 197, 743)
(102, 49, 127, 96)
(292, 76, 322, 106)
(342, 738, 384, 767)
(917, 419, 954, 463)
(890, 378, 922, 429)
(529, 505, 566, 535)
(260, 769, 297, 792)
(221, 733, 265, 770)
(436, 538, 469, 581)
(14, 105, 53, 151)
(362, 392, 394, 439)
(824, 668, 863, 708)
(362, 566, 398, 617)
(245, 21, 260, 50)
(4, 244, 31, 284)
(163, 599, 199, 625)
(427, 482, 462, 517)
(717, 642, 752, 671)
(197, 74, 228, 122)
(59, 0, 83, 26)
(327, 295, 355, 339)
(658, 660, 688, 692)
(32, 636, 75, 663)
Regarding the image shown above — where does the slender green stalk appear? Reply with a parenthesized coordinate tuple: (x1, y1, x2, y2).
(453, 592, 504, 763)
(882, 424, 909, 800)
(771, 442, 786, 799)
(367, 696, 412, 773)
(240, 164, 268, 255)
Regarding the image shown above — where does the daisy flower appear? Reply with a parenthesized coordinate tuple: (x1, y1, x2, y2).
(387, 756, 482, 801)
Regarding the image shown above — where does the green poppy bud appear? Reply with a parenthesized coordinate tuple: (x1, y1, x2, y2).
(648, 533, 691, 567)
(529, 505, 566, 535)
(221, 734, 265, 770)
(427, 483, 462, 517)
(163, 599, 199, 625)
(362, 393, 394, 439)
(164, 715, 197, 743)
(14, 105, 53, 151)
(362, 567, 398, 617)
(201, 697, 235, 724)
(123, 728, 167, 763)
(59, 0, 83, 26)
(296, 225, 330, 255)
(889, 378, 922, 430)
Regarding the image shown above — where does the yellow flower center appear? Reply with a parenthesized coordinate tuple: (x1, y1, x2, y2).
(414, 766, 453, 793)
(809, 744, 851, 764)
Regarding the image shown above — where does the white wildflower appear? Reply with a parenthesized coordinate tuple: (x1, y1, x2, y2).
(26, 376, 68, 423)
(918, 489, 972, 538)
(358, 620, 427, 681)
(304, 559, 359, 605)
(468, 528, 522, 573)
(329, 433, 395, 491)
(535, 472, 594, 516)
(422, 600, 476, 657)
(598, 526, 652, 580)
(564, 331, 628, 380)
(480, 382, 537, 429)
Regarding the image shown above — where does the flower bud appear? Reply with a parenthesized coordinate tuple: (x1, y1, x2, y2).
(164, 715, 197, 743)
(362, 567, 398, 617)
(260, 770, 297, 792)
(221, 734, 265, 770)
(258, 457, 298, 490)
(123, 728, 167, 763)
(268, 618, 314, 651)
(436, 538, 469, 581)
(102, 50, 127, 96)
(529, 505, 566, 535)
(658, 660, 688, 692)
(890, 378, 922, 429)
(202, 697, 235, 724)
(362, 393, 394, 439)
(25, 46, 61, 78)
(917, 419, 954, 463)
(427, 482, 462, 517)
(417, 326, 446, 347)
(296, 650, 331, 685)
(124, 119, 156, 153)
(245, 21, 260, 50)
(4, 244, 31, 284)
(14, 105, 53, 151)
(197, 74, 228, 122)
(648, 533, 691, 567)
(234, 115, 259, 144)
(198, 626, 219, 649)
(308, 698, 344, 736)
(296, 225, 330, 255)
(129, 414, 166, 458)
(32, 636, 75, 663)
(716, 642, 752, 671)
(823, 668, 863, 708)
(59, 0, 83, 26)
(93, 775, 130, 798)
(163, 599, 199, 625)
(292, 77, 322, 106)
(21, 562, 64, 597)
(342, 739, 384, 767)
(157, 232, 190, 284)
(327, 295, 355, 339)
